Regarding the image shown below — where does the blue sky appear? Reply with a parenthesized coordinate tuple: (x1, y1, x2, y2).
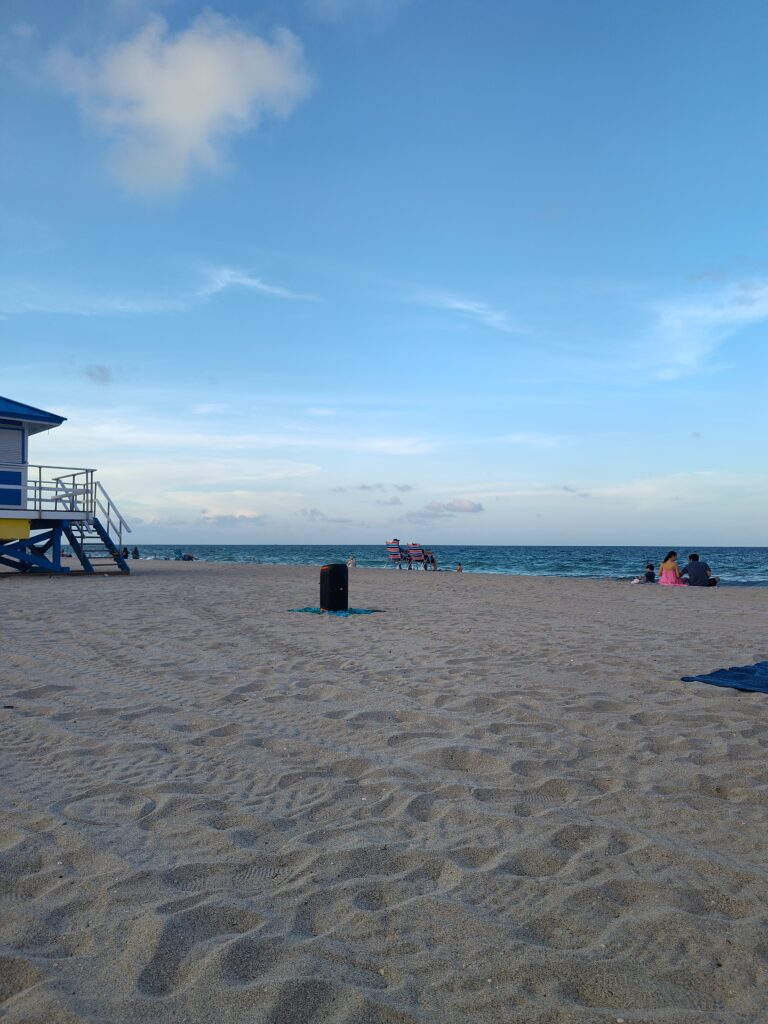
(2, 0, 767, 545)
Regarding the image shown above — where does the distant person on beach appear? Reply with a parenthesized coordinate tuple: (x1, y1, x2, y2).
(658, 551, 688, 586)
(131, 546, 140, 559)
(456, 563, 463, 573)
(681, 553, 719, 587)
(347, 554, 357, 569)
(121, 546, 129, 559)
(632, 563, 655, 584)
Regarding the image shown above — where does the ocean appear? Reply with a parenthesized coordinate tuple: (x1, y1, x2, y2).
(127, 545, 768, 586)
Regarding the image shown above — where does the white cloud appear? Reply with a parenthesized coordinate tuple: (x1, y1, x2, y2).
(447, 498, 483, 513)
(652, 278, 768, 379)
(421, 290, 525, 334)
(199, 266, 318, 302)
(48, 13, 313, 194)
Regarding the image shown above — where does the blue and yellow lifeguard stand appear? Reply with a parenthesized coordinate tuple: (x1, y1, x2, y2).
(0, 396, 130, 574)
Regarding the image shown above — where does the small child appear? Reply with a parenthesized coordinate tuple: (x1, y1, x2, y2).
(632, 563, 655, 584)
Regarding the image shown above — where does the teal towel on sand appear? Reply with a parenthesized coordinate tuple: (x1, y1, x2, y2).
(288, 607, 381, 617)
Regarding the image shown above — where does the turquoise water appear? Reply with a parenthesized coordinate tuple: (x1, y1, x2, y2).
(130, 545, 768, 586)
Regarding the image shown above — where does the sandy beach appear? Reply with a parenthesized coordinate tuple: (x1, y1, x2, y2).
(1, 561, 767, 1023)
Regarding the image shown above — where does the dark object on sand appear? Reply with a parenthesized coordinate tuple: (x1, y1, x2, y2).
(682, 660, 768, 694)
(320, 563, 348, 612)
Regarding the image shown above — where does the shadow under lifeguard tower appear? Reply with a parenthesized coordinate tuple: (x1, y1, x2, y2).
(0, 396, 131, 574)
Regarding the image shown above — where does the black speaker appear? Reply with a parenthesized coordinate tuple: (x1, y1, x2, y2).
(320, 563, 348, 611)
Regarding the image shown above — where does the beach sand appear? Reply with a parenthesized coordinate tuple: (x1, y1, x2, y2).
(1, 561, 767, 1023)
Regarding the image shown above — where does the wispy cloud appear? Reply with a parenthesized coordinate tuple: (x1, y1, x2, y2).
(300, 507, 354, 524)
(0, 263, 316, 317)
(199, 266, 318, 302)
(195, 512, 267, 527)
(652, 278, 768, 379)
(407, 498, 484, 520)
(333, 482, 413, 494)
(48, 13, 313, 195)
(56, 420, 433, 457)
(420, 290, 525, 334)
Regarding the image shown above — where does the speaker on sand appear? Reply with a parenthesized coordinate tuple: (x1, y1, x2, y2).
(320, 563, 348, 611)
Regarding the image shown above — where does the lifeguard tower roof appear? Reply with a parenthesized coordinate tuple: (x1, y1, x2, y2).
(0, 395, 65, 435)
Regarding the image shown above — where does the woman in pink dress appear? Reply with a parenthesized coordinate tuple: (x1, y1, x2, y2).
(658, 550, 688, 586)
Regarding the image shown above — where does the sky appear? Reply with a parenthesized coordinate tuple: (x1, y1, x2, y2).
(2, 0, 767, 546)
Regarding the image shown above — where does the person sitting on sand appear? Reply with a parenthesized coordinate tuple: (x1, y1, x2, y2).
(658, 551, 688, 586)
(632, 563, 656, 584)
(680, 552, 719, 587)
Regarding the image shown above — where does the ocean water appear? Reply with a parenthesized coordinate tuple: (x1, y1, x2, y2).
(131, 545, 768, 586)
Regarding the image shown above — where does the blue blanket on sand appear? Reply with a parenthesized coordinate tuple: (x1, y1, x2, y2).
(681, 660, 768, 694)
(288, 607, 381, 617)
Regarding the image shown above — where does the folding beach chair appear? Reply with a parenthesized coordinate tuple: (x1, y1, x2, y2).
(406, 544, 427, 569)
(386, 541, 405, 568)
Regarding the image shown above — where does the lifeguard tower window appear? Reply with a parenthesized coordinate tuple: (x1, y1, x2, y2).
(0, 427, 24, 506)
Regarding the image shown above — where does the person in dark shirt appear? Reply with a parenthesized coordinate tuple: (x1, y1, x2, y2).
(644, 563, 656, 583)
(680, 553, 719, 587)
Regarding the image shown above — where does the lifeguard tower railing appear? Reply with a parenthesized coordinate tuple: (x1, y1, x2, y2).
(0, 463, 131, 573)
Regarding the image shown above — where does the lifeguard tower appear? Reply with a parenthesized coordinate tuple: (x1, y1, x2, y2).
(0, 396, 131, 574)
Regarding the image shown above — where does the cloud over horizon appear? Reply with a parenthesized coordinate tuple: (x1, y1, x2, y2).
(408, 498, 484, 520)
(48, 13, 313, 194)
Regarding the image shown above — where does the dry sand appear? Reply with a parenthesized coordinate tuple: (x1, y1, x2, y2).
(1, 561, 767, 1024)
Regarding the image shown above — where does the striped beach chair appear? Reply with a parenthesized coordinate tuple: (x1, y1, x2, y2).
(406, 543, 427, 569)
(386, 541, 405, 568)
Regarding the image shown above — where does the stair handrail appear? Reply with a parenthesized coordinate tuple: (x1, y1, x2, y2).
(93, 480, 131, 546)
